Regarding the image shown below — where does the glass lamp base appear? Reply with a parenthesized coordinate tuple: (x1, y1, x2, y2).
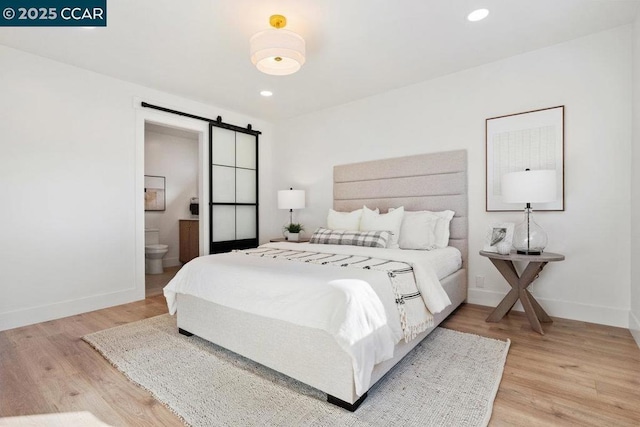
(516, 249, 542, 255)
(513, 207, 548, 256)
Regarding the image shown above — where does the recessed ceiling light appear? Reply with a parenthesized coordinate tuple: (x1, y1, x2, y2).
(260, 90, 273, 97)
(467, 8, 489, 22)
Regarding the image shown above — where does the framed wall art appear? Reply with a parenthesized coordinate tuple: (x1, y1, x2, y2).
(144, 175, 166, 211)
(483, 222, 514, 253)
(486, 106, 564, 211)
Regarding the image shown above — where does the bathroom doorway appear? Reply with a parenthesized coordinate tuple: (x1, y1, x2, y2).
(144, 122, 201, 297)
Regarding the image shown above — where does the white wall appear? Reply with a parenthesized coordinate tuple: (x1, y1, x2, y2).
(631, 16, 640, 345)
(1, 25, 635, 332)
(0, 45, 274, 331)
(270, 26, 633, 328)
(145, 128, 198, 267)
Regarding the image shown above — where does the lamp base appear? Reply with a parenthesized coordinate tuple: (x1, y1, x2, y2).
(516, 249, 543, 255)
(513, 206, 548, 257)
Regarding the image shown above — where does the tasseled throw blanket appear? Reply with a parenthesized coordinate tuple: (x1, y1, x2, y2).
(239, 247, 433, 342)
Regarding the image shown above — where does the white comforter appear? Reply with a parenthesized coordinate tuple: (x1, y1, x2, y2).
(164, 242, 460, 396)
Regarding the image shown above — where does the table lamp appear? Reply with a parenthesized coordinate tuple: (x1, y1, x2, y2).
(501, 169, 557, 255)
(277, 188, 305, 227)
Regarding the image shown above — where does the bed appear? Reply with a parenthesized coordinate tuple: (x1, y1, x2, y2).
(164, 149, 468, 411)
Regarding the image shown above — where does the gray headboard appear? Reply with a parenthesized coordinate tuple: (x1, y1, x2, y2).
(333, 150, 468, 269)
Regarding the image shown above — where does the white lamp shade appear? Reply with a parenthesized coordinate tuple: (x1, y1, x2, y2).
(250, 29, 306, 76)
(278, 189, 305, 210)
(502, 170, 557, 203)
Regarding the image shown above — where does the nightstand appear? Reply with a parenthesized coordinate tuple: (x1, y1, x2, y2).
(270, 237, 310, 243)
(480, 250, 565, 335)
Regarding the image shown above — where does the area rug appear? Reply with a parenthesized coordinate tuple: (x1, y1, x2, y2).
(84, 314, 510, 427)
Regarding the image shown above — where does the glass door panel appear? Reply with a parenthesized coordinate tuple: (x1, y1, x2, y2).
(211, 205, 236, 242)
(236, 206, 257, 240)
(210, 124, 259, 253)
(236, 132, 257, 170)
(211, 166, 235, 203)
(235, 169, 256, 204)
(211, 127, 236, 166)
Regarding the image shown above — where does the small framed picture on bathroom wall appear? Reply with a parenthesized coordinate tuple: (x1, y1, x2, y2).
(145, 175, 166, 211)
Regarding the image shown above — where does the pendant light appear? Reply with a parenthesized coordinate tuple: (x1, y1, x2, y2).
(250, 15, 305, 76)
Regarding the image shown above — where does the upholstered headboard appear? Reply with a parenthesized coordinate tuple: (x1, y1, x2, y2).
(333, 150, 468, 269)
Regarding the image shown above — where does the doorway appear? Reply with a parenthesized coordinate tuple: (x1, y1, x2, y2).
(144, 123, 199, 296)
(135, 106, 209, 301)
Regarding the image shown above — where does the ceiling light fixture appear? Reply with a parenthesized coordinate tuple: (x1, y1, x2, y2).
(467, 8, 489, 22)
(260, 90, 273, 97)
(250, 14, 305, 76)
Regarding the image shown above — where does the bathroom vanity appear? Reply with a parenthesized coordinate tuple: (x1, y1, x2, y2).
(179, 219, 199, 264)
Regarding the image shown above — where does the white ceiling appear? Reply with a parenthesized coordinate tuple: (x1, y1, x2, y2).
(1, 0, 639, 121)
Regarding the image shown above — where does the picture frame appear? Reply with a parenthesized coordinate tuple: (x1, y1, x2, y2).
(486, 106, 564, 211)
(483, 223, 515, 253)
(144, 175, 166, 211)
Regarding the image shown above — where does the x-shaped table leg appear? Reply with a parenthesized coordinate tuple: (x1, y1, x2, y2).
(485, 258, 552, 334)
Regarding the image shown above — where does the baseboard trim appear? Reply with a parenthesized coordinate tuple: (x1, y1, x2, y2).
(467, 288, 629, 328)
(0, 287, 144, 332)
(629, 311, 640, 349)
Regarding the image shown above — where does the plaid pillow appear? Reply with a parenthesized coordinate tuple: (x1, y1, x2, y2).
(309, 227, 391, 248)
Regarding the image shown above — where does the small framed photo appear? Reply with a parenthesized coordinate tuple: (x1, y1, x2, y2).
(483, 223, 514, 253)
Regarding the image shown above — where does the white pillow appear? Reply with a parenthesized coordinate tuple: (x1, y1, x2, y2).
(327, 208, 363, 230)
(390, 209, 455, 249)
(327, 207, 379, 230)
(360, 205, 404, 249)
(397, 211, 438, 250)
(427, 210, 455, 248)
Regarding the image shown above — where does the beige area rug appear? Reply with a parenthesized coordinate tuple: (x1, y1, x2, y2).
(84, 314, 510, 427)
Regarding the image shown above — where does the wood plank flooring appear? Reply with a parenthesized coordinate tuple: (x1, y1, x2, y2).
(1, 295, 639, 426)
(145, 266, 181, 297)
(440, 305, 640, 426)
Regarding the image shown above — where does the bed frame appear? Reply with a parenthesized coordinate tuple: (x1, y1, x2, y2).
(176, 149, 468, 411)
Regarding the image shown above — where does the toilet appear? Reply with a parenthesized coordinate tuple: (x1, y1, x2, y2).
(145, 228, 169, 274)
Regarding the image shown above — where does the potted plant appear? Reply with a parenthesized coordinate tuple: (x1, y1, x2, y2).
(283, 223, 304, 241)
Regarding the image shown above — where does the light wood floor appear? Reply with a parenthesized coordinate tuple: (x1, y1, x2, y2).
(1, 294, 639, 426)
(440, 305, 640, 426)
(145, 265, 181, 297)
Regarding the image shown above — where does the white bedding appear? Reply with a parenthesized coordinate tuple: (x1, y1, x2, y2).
(268, 242, 461, 313)
(284, 242, 463, 284)
(164, 242, 461, 396)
